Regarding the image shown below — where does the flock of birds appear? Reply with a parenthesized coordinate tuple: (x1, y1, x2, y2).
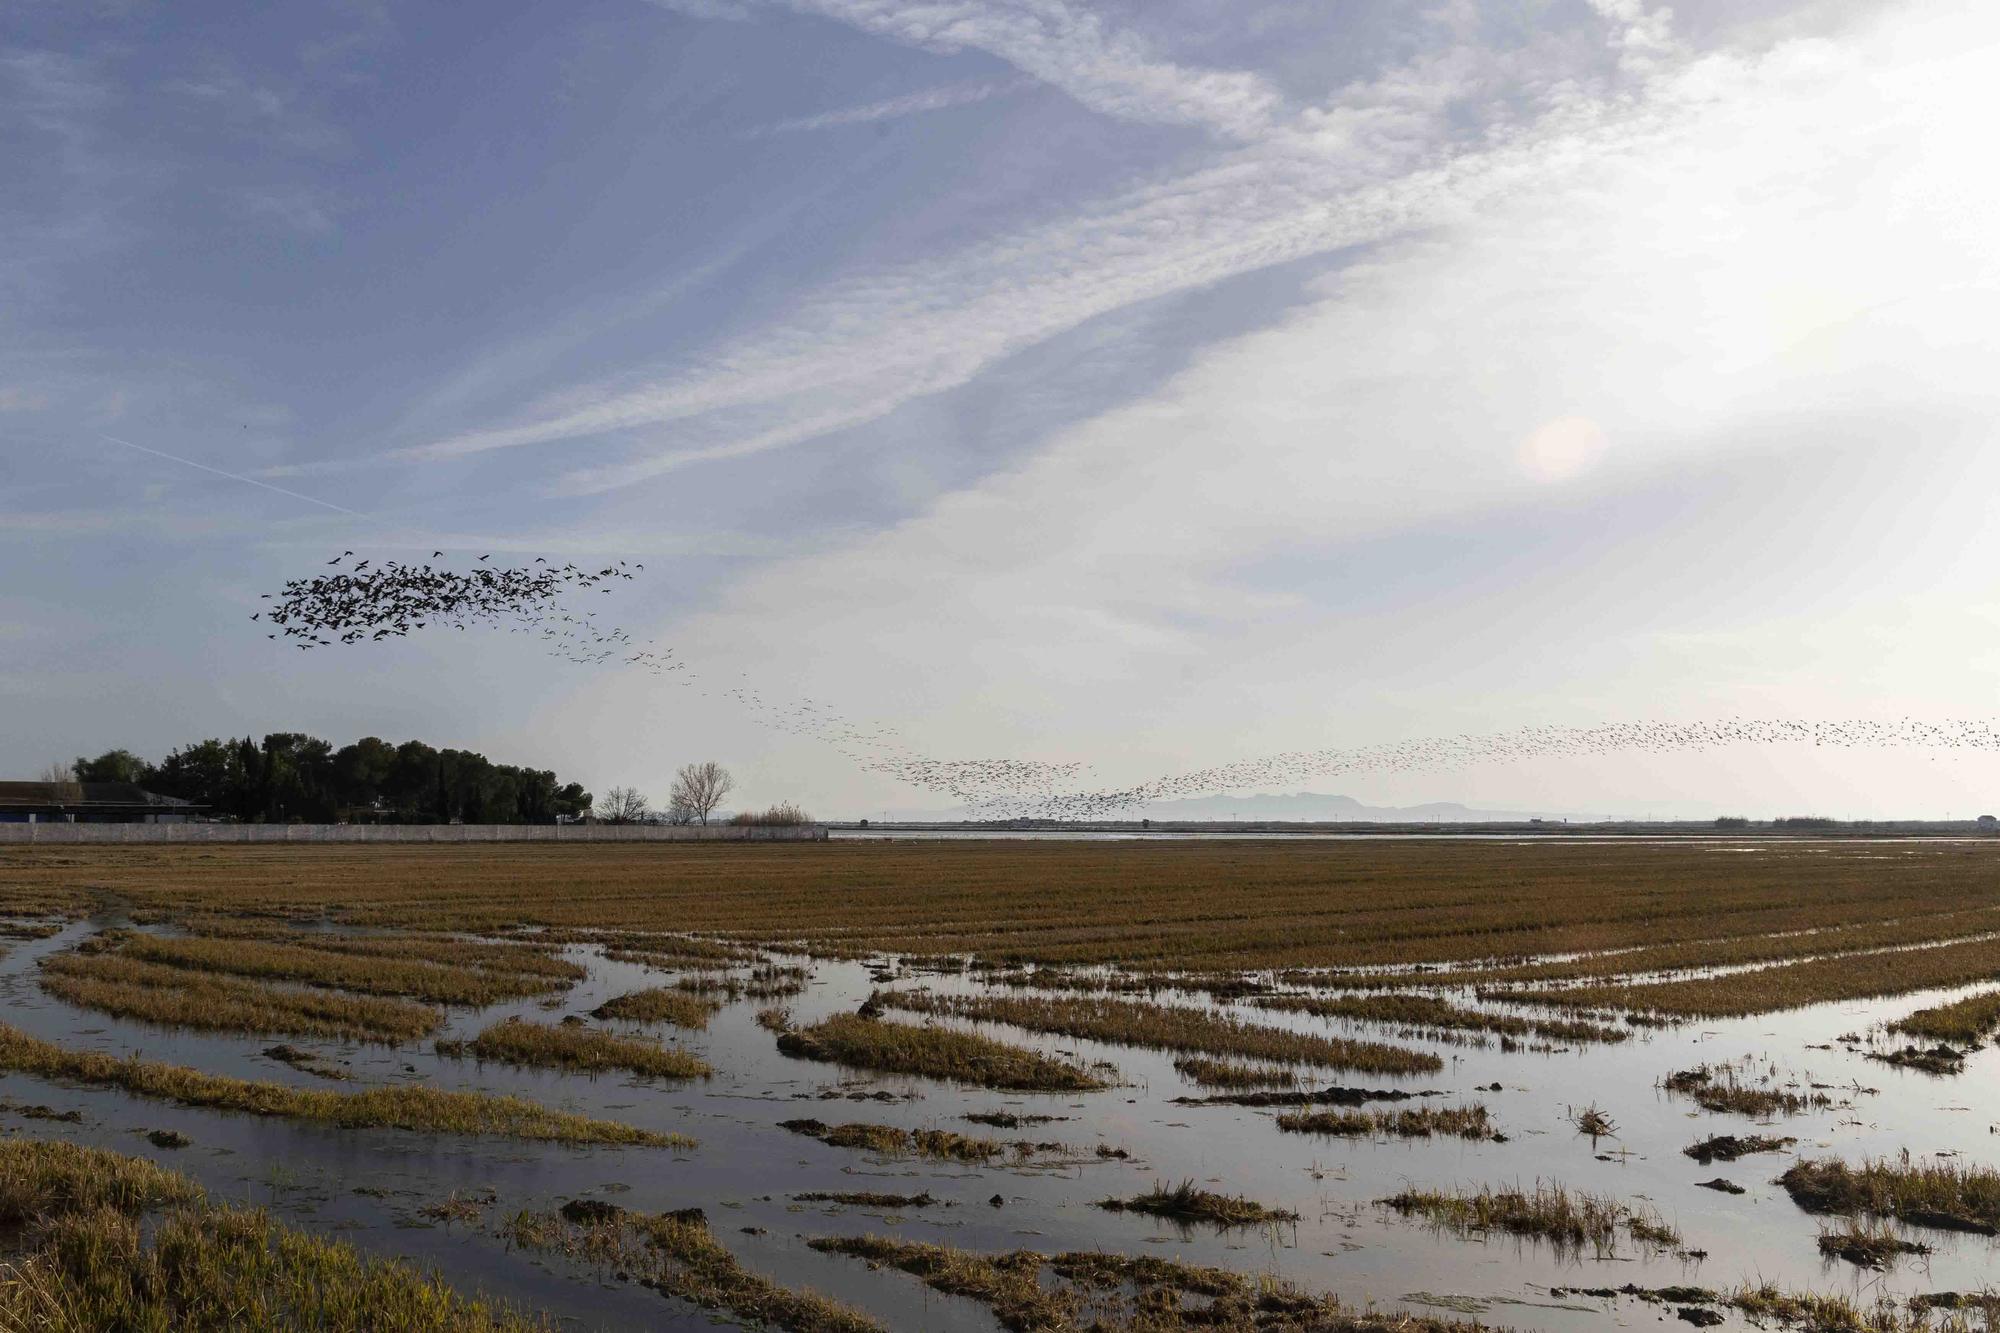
(260, 551, 2000, 820)
(258, 552, 678, 672)
(981, 717, 2000, 821)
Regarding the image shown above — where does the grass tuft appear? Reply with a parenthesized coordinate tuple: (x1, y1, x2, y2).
(1889, 989, 2000, 1045)
(1816, 1218, 1933, 1269)
(1277, 1104, 1498, 1141)
(590, 987, 719, 1029)
(1096, 1181, 1298, 1227)
(1662, 1064, 1829, 1118)
(504, 1203, 881, 1332)
(1684, 1133, 1795, 1165)
(807, 1234, 1480, 1331)
(447, 1018, 711, 1080)
(1171, 1056, 1296, 1089)
(1779, 1157, 2000, 1235)
(1381, 1182, 1680, 1255)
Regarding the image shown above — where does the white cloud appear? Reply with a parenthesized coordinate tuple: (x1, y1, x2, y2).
(552, 0, 2000, 804)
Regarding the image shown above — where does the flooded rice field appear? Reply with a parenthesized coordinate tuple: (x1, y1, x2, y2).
(1, 896, 1995, 1331)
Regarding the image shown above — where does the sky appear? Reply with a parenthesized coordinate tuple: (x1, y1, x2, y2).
(5, 0, 2000, 819)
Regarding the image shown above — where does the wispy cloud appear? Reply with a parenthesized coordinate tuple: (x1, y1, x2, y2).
(775, 0, 1283, 139)
(98, 434, 365, 516)
(651, 0, 1281, 138)
(753, 76, 1025, 134)
(226, 183, 343, 236)
(403, 1, 1691, 492)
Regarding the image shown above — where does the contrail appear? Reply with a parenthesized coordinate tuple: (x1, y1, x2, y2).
(100, 434, 364, 517)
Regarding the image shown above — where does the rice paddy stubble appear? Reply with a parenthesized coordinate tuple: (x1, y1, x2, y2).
(15, 840, 2000, 994)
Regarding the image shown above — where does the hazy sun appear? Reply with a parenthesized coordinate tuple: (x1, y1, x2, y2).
(1518, 416, 1608, 483)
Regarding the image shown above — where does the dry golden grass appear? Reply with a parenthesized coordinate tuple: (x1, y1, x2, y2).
(39, 951, 442, 1042)
(775, 1012, 1107, 1091)
(447, 1018, 711, 1080)
(879, 990, 1438, 1074)
(0, 1021, 680, 1145)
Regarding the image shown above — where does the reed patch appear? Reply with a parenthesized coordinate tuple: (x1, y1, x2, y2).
(1381, 1183, 1681, 1256)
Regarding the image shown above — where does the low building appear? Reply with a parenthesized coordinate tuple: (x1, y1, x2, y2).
(0, 781, 205, 824)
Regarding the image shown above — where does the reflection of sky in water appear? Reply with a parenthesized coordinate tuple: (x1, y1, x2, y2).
(1, 912, 1993, 1332)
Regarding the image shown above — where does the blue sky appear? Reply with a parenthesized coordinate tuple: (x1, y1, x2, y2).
(6, 0, 2000, 817)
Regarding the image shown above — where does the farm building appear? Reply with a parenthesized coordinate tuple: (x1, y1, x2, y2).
(0, 781, 205, 824)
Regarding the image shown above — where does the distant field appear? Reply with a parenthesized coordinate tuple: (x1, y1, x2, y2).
(4, 839, 1998, 1013)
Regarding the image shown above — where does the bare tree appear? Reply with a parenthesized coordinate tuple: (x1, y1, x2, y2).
(596, 786, 649, 824)
(670, 761, 733, 826)
(39, 761, 80, 801)
(664, 795, 696, 825)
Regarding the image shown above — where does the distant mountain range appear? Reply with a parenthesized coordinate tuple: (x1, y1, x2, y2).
(1129, 792, 1583, 823)
(857, 792, 1587, 823)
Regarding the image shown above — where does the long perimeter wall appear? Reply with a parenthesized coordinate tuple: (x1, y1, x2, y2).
(0, 822, 826, 845)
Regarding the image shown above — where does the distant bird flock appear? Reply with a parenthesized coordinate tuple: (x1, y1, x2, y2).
(260, 552, 678, 672)
(262, 553, 2000, 819)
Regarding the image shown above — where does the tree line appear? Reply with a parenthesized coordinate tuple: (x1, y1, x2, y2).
(60, 737, 591, 825)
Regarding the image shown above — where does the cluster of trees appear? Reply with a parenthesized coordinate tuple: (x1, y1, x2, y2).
(596, 761, 737, 825)
(58, 737, 591, 825)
